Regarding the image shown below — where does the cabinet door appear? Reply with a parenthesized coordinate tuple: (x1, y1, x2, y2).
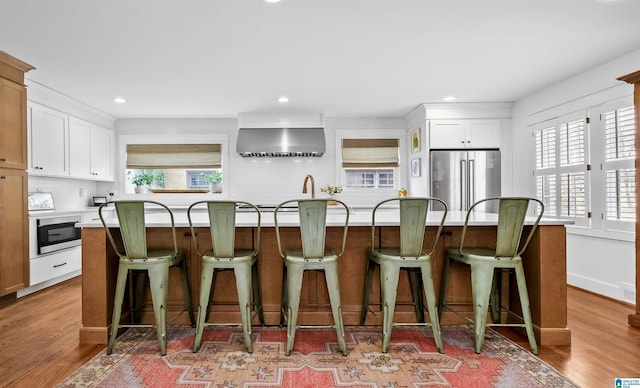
(69, 117, 93, 179)
(429, 120, 466, 148)
(429, 119, 501, 149)
(467, 119, 501, 149)
(0, 168, 28, 295)
(29, 103, 68, 176)
(90, 125, 113, 180)
(69, 117, 113, 180)
(0, 78, 28, 170)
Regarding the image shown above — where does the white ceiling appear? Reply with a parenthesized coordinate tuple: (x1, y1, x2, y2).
(1, 0, 640, 119)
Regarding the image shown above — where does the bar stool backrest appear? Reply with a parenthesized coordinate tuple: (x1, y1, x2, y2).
(187, 201, 261, 258)
(371, 197, 447, 257)
(299, 200, 328, 258)
(275, 199, 350, 259)
(99, 200, 178, 260)
(461, 197, 544, 258)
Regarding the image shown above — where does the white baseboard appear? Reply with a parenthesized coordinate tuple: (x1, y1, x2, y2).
(567, 273, 636, 304)
(16, 270, 81, 298)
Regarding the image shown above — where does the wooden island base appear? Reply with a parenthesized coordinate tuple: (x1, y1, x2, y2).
(80, 224, 571, 346)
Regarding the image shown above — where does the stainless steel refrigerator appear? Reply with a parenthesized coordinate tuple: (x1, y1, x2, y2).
(430, 150, 501, 212)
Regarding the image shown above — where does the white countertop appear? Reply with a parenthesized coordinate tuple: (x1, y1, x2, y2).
(78, 207, 571, 228)
(29, 207, 99, 218)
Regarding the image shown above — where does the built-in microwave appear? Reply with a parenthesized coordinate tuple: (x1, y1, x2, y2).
(36, 215, 82, 255)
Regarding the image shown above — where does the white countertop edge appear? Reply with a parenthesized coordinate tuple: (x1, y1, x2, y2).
(78, 209, 572, 228)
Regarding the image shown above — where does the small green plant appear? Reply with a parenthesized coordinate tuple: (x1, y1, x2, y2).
(320, 185, 343, 195)
(202, 170, 222, 183)
(128, 171, 162, 187)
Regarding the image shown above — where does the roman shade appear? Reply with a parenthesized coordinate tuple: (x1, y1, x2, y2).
(341, 139, 399, 168)
(126, 144, 221, 169)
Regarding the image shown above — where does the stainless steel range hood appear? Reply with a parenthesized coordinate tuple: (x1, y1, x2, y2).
(236, 127, 325, 157)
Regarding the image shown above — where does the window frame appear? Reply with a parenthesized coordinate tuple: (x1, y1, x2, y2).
(118, 134, 229, 198)
(334, 128, 406, 199)
(533, 110, 591, 227)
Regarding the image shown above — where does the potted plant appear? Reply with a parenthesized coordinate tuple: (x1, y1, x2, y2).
(202, 171, 222, 193)
(128, 171, 160, 193)
(320, 185, 343, 202)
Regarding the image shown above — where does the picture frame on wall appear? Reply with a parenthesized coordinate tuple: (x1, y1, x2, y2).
(411, 158, 421, 177)
(411, 128, 420, 153)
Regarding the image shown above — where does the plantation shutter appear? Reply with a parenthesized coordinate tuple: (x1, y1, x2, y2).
(535, 126, 556, 169)
(341, 139, 399, 168)
(604, 106, 636, 222)
(126, 144, 222, 169)
(558, 116, 588, 218)
(534, 125, 557, 215)
(532, 112, 589, 223)
(559, 119, 585, 167)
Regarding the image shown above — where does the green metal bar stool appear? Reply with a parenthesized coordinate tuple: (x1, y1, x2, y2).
(98, 200, 195, 356)
(361, 197, 447, 353)
(438, 197, 543, 354)
(188, 201, 265, 353)
(275, 199, 350, 356)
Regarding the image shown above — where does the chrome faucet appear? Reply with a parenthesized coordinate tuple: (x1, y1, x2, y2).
(302, 174, 315, 198)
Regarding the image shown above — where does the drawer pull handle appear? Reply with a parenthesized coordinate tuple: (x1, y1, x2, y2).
(53, 262, 68, 268)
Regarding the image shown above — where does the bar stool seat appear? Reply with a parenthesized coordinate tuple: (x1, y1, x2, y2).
(98, 200, 195, 356)
(188, 201, 265, 353)
(275, 199, 350, 356)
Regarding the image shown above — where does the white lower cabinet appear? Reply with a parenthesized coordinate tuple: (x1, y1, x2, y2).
(29, 246, 81, 285)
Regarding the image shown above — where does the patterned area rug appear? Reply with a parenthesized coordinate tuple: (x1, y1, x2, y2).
(58, 325, 577, 387)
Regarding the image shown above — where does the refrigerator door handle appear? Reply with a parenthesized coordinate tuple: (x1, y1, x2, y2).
(468, 159, 475, 208)
(460, 159, 467, 211)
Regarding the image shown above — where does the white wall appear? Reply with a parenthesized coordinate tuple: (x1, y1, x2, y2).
(404, 105, 430, 197)
(511, 49, 640, 304)
(114, 116, 408, 206)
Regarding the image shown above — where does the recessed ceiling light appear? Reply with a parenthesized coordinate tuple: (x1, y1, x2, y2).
(278, 96, 289, 103)
(265, 0, 281, 3)
(443, 96, 456, 102)
(113, 97, 126, 104)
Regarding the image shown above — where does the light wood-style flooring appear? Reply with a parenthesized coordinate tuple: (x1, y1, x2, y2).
(1, 276, 638, 387)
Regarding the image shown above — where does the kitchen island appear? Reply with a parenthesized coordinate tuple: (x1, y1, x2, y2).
(78, 207, 571, 346)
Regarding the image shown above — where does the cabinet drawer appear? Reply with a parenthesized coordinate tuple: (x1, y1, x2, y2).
(30, 246, 81, 285)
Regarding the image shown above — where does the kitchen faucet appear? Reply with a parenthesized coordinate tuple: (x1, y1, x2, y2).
(302, 174, 315, 198)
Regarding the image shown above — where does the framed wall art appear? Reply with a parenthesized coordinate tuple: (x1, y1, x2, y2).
(411, 157, 421, 177)
(411, 128, 420, 153)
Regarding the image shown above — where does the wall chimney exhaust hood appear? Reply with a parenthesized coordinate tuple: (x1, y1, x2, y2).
(236, 127, 326, 157)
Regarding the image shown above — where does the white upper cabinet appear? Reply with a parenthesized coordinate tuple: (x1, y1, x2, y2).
(429, 119, 501, 149)
(28, 102, 68, 176)
(28, 102, 114, 181)
(69, 117, 113, 180)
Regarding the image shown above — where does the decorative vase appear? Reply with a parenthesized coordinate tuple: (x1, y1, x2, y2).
(210, 182, 222, 193)
(134, 185, 149, 194)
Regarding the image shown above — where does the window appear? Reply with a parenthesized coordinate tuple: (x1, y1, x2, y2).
(187, 170, 220, 190)
(341, 138, 399, 189)
(533, 112, 590, 224)
(345, 169, 395, 188)
(125, 144, 222, 193)
(603, 105, 635, 227)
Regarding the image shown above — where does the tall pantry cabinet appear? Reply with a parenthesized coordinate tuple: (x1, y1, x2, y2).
(0, 51, 34, 298)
